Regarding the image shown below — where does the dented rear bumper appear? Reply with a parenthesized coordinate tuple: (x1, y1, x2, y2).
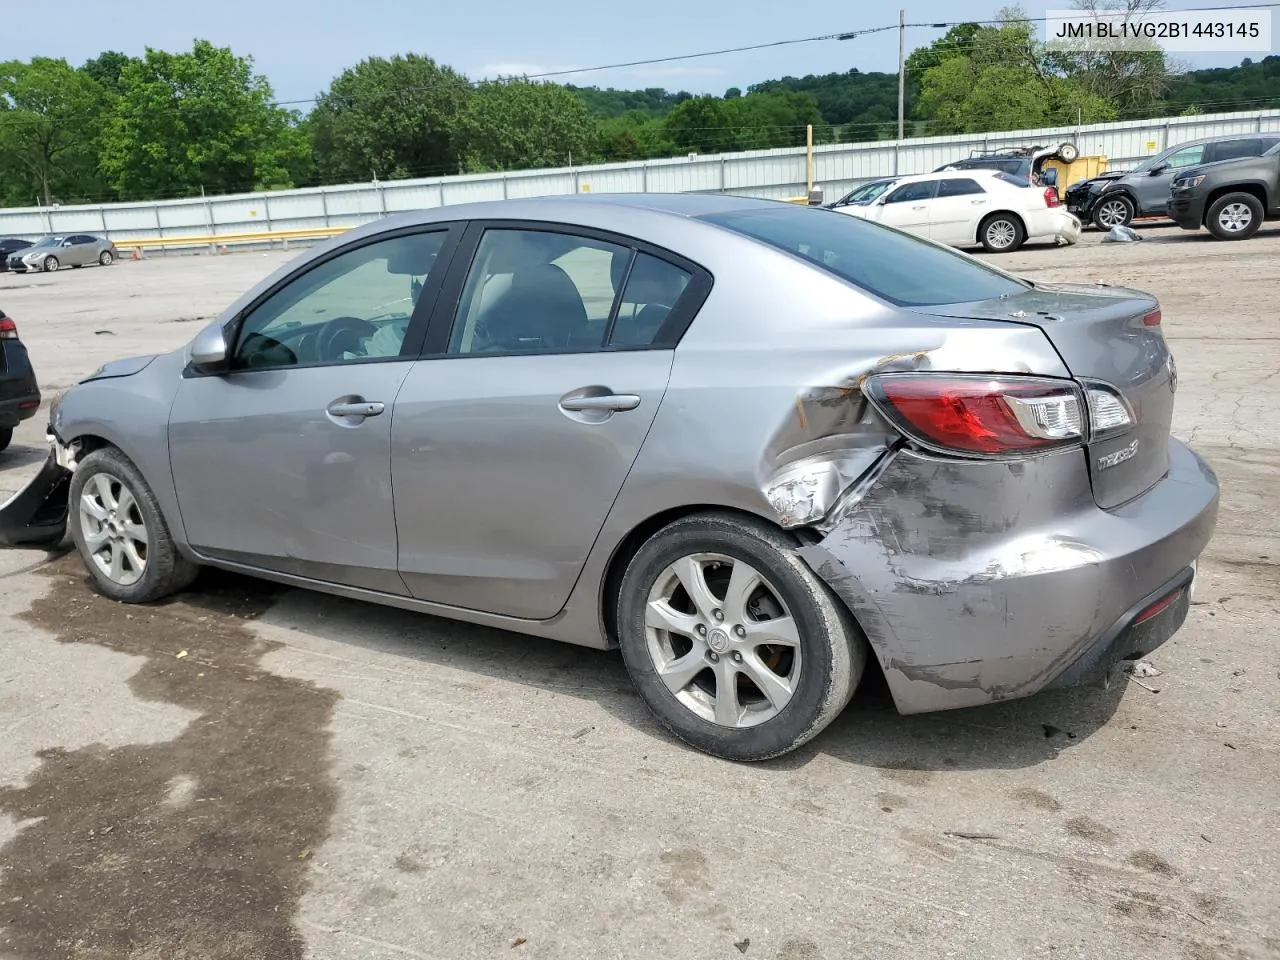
(798, 438, 1219, 714)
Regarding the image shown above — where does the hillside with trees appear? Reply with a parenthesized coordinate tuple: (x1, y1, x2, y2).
(0, 4, 1275, 208)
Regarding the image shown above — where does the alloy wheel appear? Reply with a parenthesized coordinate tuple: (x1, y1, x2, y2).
(644, 553, 802, 728)
(1097, 199, 1130, 228)
(79, 472, 149, 586)
(1216, 203, 1253, 233)
(985, 219, 1017, 250)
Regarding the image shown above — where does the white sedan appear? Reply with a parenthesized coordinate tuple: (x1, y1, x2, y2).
(831, 169, 1081, 252)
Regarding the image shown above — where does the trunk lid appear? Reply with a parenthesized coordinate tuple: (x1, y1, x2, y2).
(916, 282, 1175, 509)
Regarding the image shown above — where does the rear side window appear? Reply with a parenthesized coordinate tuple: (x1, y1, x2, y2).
(701, 205, 1028, 307)
(609, 253, 692, 348)
(938, 178, 985, 197)
(1207, 138, 1263, 162)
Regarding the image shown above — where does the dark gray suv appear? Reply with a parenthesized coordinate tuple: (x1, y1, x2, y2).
(1065, 134, 1280, 229)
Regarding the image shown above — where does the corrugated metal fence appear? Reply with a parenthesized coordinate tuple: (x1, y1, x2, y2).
(2, 108, 1277, 246)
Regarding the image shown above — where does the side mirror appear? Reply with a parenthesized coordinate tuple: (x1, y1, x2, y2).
(62, 240, 73, 247)
(1149, 164, 1168, 176)
(189, 322, 230, 373)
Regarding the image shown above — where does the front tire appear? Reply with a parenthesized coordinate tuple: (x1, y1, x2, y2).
(1092, 195, 1134, 230)
(69, 446, 199, 603)
(43, 256, 59, 273)
(1205, 192, 1263, 241)
(99, 250, 115, 266)
(616, 511, 866, 761)
(979, 213, 1025, 252)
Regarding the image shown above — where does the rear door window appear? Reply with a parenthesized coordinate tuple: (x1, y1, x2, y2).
(702, 205, 1027, 307)
(1205, 138, 1263, 162)
(937, 178, 986, 197)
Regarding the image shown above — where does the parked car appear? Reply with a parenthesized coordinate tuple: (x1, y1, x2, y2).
(0, 238, 33, 272)
(1064, 133, 1280, 230)
(1169, 139, 1280, 240)
(933, 142, 1079, 184)
(6, 234, 119, 273)
(825, 178, 899, 211)
(0, 310, 41, 453)
(833, 169, 1080, 252)
(0, 195, 1217, 761)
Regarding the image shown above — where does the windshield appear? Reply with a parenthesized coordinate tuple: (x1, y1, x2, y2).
(31, 236, 61, 248)
(840, 180, 895, 205)
(701, 205, 1028, 308)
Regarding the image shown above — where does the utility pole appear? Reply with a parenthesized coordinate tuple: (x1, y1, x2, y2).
(897, 9, 906, 141)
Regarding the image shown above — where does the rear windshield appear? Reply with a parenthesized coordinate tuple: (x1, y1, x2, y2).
(700, 205, 1029, 307)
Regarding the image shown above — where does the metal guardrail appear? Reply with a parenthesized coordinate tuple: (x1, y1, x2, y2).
(117, 226, 350, 251)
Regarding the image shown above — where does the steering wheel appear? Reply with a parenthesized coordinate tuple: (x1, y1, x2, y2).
(315, 316, 376, 362)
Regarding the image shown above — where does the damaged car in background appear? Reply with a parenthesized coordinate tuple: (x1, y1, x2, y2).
(0, 195, 1218, 762)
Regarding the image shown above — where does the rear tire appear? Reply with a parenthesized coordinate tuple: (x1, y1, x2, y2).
(0, 427, 11, 453)
(69, 446, 199, 603)
(979, 213, 1025, 252)
(615, 511, 866, 761)
(1205, 192, 1263, 241)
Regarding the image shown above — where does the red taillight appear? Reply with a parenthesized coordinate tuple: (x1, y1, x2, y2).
(1133, 587, 1183, 625)
(865, 374, 1084, 456)
(0, 316, 16, 340)
(1142, 309, 1161, 326)
(1043, 187, 1061, 207)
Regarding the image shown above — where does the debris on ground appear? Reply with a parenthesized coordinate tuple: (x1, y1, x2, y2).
(734, 938, 751, 953)
(945, 831, 1000, 841)
(511, 937, 527, 948)
(1102, 225, 1143, 242)
(1129, 661, 1163, 679)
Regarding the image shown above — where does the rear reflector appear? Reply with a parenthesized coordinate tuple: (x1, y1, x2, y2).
(1134, 587, 1184, 625)
(864, 374, 1084, 456)
(1142, 309, 1162, 326)
(18, 400, 38, 410)
(0, 316, 16, 340)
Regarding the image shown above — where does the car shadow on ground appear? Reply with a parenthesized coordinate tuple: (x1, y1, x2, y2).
(169, 568, 1130, 775)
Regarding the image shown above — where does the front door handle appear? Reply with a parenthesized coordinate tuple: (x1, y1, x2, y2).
(327, 399, 385, 419)
(560, 393, 641, 412)
(911, 204, 927, 210)
(971, 199, 988, 204)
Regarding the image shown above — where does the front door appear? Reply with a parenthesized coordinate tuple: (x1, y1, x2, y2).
(392, 225, 708, 620)
(168, 227, 455, 593)
(873, 180, 938, 237)
(1137, 143, 1205, 215)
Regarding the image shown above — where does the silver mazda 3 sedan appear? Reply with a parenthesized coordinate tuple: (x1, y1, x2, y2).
(0, 194, 1218, 761)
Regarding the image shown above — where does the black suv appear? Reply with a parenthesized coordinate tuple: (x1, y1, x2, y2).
(1169, 139, 1280, 240)
(1065, 133, 1280, 230)
(0, 309, 40, 452)
(0, 238, 32, 273)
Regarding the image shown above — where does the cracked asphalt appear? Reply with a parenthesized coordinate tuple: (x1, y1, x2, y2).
(1, 224, 1278, 960)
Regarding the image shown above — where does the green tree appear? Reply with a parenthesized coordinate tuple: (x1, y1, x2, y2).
(457, 78, 600, 171)
(1046, 0, 1173, 116)
(663, 95, 735, 154)
(99, 40, 309, 199)
(726, 90, 824, 149)
(914, 8, 1116, 133)
(81, 51, 135, 93)
(0, 58, 108, 205)
(309, 54, 471, 182)
(597, 110, 676, 161)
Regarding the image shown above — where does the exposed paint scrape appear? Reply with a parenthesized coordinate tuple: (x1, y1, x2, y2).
(0, 559, 338, 960)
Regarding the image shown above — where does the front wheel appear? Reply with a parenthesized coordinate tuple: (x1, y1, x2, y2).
(615, 511, 866, 761)
(1092, 195, 1134, 230)
(69, 446, 199, 603)
(42, 256, 59, 272)
(99, 250, 115, 266)
(979, 213, 1025, 252)
(1205, 192, 1263, 241)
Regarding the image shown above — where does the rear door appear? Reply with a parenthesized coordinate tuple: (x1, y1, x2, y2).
(874, 180, 938, 237)
(390, 221, 712, 620)
(928, 177, 990, 245)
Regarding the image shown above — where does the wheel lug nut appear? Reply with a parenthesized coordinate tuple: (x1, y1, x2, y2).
(708, 651, 719, 663)
(712, 609, 724, 622)
(732, 652, 743, 664)
(696, 624, 707, 636)
(733, 625, 746, 638)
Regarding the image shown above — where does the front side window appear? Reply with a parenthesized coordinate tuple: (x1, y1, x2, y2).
(884, 181, 937, 204)
(701, 204, 1028, 307)
(233, 230, 447, 371)
(1166, 145, 1206, 169)
(448, 229, 631, 355)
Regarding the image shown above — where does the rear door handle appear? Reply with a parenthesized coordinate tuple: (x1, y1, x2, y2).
(560, 393, 641, 412)
(327, 399, 385, 418)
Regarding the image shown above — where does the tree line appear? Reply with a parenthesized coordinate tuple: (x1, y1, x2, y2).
(0, 5, 1275, 209)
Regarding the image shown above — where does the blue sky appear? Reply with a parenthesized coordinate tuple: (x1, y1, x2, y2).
(0, 0, 1259, 104)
